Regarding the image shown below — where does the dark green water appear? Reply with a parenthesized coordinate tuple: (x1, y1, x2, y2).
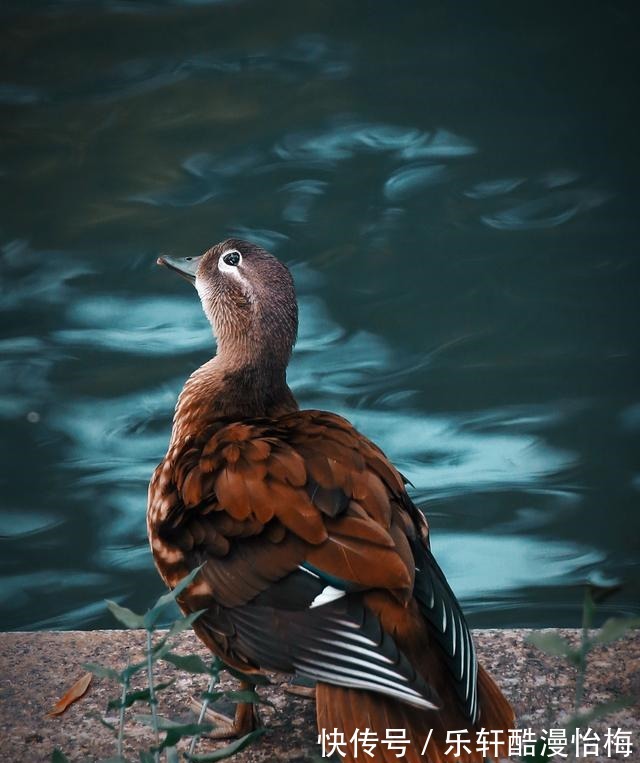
(1, 0, 638, 631)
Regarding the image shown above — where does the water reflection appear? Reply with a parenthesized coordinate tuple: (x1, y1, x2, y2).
(88, 33, 350, 104)
(0, 510, 60, 539)
(25, 255, 597, 629)
(437, 532, 604, 602)
(1, 239, 92, 310)
(0, 342, 56, 420)
(55, 295, 211, 354)
(275, 122, 476, 164)
(1, 0, 638, 631)
(481, 188, 609, 231)
(1, 203, 629, 629)
(384, 164, 447, 201)
(464, 178, 526, 200)
(282, 180, 328, 223)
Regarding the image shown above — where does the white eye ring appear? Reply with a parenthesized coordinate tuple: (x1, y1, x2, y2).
(219, 249, 242, 272)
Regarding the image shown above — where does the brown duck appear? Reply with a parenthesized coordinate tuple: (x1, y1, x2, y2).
(148, 239, 514, 763)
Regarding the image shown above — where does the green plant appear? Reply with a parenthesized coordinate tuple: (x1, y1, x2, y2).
(523, 582, 639, 762)
(51, 566, 265, 763)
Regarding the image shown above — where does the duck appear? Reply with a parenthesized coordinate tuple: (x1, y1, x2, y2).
(148, 239, 515, 763)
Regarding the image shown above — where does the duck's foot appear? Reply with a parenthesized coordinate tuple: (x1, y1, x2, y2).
(282, 684, 316, 700)
(190, 696, 261, 740)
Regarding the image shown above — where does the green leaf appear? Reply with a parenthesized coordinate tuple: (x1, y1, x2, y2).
(161, 652, 212, 674)
(143, 600, 178, 631)
(152, 610, 207, 656)
(139, 752, 156, 763)
(186, 729, 266, 761)
(106, 600, 146, 629)
(121, 660, 147, 680)
(133, 714, 161, 726)
(563, 697, 635, 731)
(527, 631, 578, 659)
(593, 616, 640, 646)
(166, 748, 179, 763)
(160, 721, 214, 734)
(107, 681, 174, 710)
(151, 639, 172, 661)
(143, 565, 205, 629)
(83, 663, 122, 682)
(134, 713, 161, 727)
(160, 729, 203, 751)
(166, 610, 206, 638)
(134, 714, 213, 734)
(225, 689, 275, 708)
(51, 751, 70, 763)
(150, 721, 215, 752)
(224, 665, 270, 686)
(586, 576, 622, 604)
(86, 710, 117, 732)
(200, 691, 224, 703)
(210, 656, 224, 674)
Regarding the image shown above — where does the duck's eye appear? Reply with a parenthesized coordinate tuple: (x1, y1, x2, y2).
(222, 250, 241, 267)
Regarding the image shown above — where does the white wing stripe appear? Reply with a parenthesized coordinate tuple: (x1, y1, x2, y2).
(298, 565, 321, 579)
(457, 617, 465, 679)
(303, 646, 409, 681)
(325, 626, 379, 647)
(309, 586, 347, 609)
(293, 659, 438, 710)
(319, 637, 394, 664)
(450, 610, 457, 657)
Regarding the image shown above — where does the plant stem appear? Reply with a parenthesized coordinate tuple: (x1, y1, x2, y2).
(575, 587, 594, 712)
(117, 668, 130, 759)
(188, 673, 217, 758)
(146, 629, 160, 763)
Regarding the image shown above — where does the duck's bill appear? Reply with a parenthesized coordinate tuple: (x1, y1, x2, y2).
(157, 255, 201, 283)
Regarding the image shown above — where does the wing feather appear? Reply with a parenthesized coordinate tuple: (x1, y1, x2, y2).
(149, 409, 479, 723)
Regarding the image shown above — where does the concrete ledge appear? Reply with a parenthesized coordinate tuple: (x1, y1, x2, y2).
(0, 630, 638, 762)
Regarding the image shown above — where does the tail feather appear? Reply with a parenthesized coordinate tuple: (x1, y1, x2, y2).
(316, 651, 514, 763)
(477, 663, 516, 736)
(314, 551, 514, 761)
(317, 683, 443, 763)
(317, 674, 513, 763)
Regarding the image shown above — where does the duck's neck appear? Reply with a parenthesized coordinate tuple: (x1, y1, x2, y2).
(170, 351, 298, 445)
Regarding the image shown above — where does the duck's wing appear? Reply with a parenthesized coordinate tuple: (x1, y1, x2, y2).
(148, 409, 475, 718)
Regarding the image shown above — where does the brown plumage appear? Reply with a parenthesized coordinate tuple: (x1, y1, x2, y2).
(148, 239, 514, 762)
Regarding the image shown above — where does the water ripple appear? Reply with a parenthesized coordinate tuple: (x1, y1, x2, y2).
(0, 509, 60, 539)
(1, 240, 92, 310)
(182, 149, 263, 179)
(384, 164, 447, 201)
(0, 84, 43, 105)
(0, 338, 56, 420)
(619, 402, 640, 432)
(397, 128, 477, 160)
(326, 407, 577, 502)
(481, 188, 609, 231)
(54, 295, 211, 354)
(275, 120, 476, 164)
(464, 178, 526, 199)
(282, 179, 328, 223)
(226, 227, 289, 251)
(437, 532, 605, 601)
(91, 33, 350, 103)
(0, 570, 109, 610)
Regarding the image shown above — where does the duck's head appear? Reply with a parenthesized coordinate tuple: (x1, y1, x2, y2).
(158, 239, 298, 368)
